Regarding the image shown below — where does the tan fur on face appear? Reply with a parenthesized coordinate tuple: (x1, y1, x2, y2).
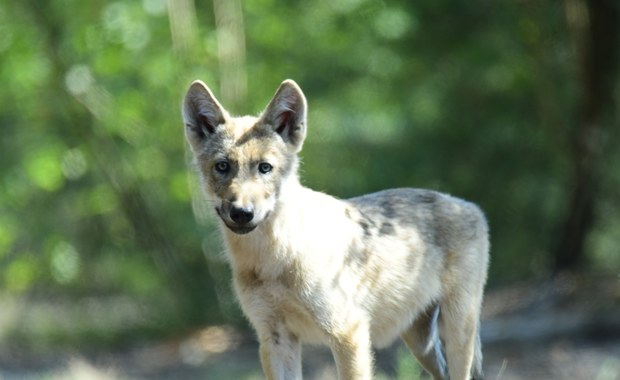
(190, 113, 299, 233)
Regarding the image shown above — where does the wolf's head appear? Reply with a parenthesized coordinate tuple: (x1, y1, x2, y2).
(183, 80, 307, 234)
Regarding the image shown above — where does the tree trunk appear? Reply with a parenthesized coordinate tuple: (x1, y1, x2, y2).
(554, 0, 619, 271)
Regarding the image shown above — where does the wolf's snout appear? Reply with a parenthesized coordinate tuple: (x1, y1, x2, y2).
(230, 206, 254, 225)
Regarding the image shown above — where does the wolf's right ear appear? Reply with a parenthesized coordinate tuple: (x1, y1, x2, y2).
(182, 80, 227, 152)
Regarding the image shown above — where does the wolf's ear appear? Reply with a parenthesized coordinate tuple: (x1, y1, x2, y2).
(260, 79, 307, 151)
(182, 80, 227, 152)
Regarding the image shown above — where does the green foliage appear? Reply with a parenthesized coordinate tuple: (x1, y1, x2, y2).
(395, 347, 424, 380)
(0, 0, 618, 350)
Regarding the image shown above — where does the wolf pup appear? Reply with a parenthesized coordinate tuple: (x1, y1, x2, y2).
(182, 79, 489, 380)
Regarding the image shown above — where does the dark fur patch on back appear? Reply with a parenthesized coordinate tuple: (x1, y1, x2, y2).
(344, 208, 353, 220)
(358, 220, 372, 238)
(379, 222, 396, 236)
(379, 200, 397, 219)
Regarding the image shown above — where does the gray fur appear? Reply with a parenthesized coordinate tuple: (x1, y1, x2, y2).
(347, 188, 487, 379)
(347, 188, 488, 251)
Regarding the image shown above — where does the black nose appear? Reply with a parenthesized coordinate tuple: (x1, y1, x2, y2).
(229, 206, 254, 225)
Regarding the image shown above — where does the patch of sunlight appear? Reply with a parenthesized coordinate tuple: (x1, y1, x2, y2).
(179, 326, 241, 366)
(25, 145, 65, 192)
(51, 241, 81, 284)
(142, 0, 167, 16)
(331, 0, 369, 14)
(52, 358, 119, 380)
(9, 52, 51, 91)
(244, 373, 265, 380)
(61, 147, 88, 180)
(103, 2, 150, 51)
(597, 357, 620, 380)
(374, 7, 415, 40)
(356, 110, 401, 144)
(588, 214, 620, 271)
(65, 64, 94, 96)
(366, 47, 402, 78)
(5, 255, 36, 292)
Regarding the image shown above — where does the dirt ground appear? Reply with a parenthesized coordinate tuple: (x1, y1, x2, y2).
(1, 274, 619, 379)
(2, 331, 619, 380)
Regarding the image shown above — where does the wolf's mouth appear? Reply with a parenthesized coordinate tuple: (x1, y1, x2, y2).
(225, 223, 257, 235)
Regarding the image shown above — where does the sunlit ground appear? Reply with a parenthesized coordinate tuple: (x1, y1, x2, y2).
(2, 275, 620, 380)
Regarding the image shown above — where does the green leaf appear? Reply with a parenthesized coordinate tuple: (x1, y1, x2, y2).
(25, 145, 65, 192)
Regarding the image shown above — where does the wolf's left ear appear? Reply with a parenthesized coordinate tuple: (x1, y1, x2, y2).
(260, 79, 307, 151)
(182, 80, 228, 152)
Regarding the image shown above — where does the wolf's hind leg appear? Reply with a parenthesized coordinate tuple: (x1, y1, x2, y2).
(439, 294, 483, 380)
(401, 304, 448, 380)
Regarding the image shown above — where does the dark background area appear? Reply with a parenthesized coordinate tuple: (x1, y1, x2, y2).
(0, 0, 619, 378)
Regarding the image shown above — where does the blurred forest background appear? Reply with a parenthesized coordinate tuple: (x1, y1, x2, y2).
(1, 0, 619, 378)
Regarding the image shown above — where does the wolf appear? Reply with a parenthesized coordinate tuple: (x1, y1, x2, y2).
(182, 79, 489, 380)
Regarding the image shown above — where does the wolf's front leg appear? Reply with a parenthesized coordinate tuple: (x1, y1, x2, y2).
(329, 321, 373, 380)
(258, 328, 302, 380)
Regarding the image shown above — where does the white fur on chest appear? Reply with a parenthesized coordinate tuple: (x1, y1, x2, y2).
(222, 185, 442, 348)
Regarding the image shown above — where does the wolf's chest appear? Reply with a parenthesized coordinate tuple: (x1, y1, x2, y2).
(234, 269, 330, 344)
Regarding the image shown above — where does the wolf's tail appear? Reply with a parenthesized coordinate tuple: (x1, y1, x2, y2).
(428, 305, 448, 378)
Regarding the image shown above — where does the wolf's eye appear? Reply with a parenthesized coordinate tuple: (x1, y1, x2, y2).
(214, 161, 230, 174)
(258, 162, 273, 174)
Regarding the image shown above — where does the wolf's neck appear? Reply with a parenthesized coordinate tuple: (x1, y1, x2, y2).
(277, 170, 306, 202)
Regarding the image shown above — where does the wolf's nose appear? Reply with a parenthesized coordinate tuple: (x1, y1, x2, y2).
(230, 206, 254, 225)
